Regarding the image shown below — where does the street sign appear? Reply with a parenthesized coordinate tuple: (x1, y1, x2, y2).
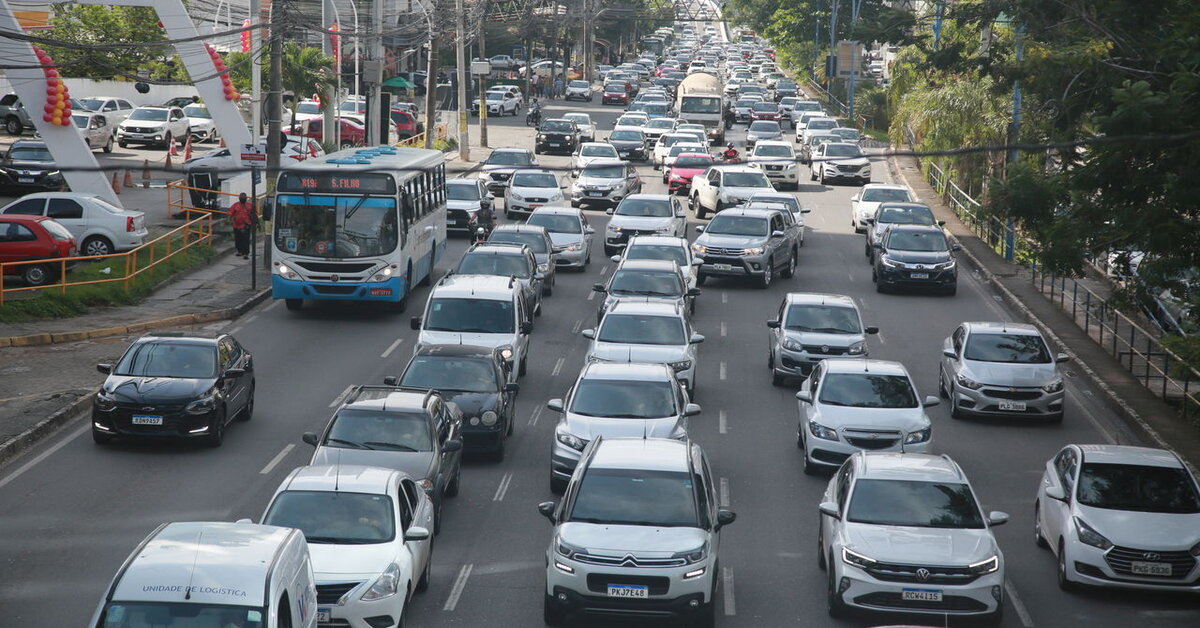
(837, 40, 862, 78)
(239, 143, 266, 167)
(471, 61, 492, 76)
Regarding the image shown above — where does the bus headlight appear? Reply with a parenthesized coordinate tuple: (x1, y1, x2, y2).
(371, 267, 394, 282)
(274, 263, 298, 280)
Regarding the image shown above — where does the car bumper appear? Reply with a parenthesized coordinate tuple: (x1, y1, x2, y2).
(802, 425, 931, 468)
(462, 424, 505, 452)
(876, 265, 957, 290)
(951, 386, 1064, 419)
(92, 405, 219, 440)
(699, 256, 769, 278)
(565, 91, 592, 100)
(546, 556, 716, 617)
(115, 229, 150, 251)
(554, 247, 587, 267)
(817, 166, 871, 181)
(271, 275, 405, 302)
(317, 583, 404, 628)
(118, 131, 167, 144)
(833, 562, 1004, 616)
(667, 178, 693, 193)
(573, 190, 625, 206)
(615, 148, 646, 160)
(773, 345, 865, 376)
(602, 96, 629, 105)
(506, 200, 552, 215)
(537, 139, 577, 153)
(446, 208, 480, 232)
(759, 166, 799, 182)
(1063, 542, 1200, 592)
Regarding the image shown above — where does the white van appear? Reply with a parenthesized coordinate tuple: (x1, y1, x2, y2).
(90, 522, 317, 628)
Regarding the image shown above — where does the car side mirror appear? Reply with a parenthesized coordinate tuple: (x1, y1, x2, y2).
(584, 226, 595, 235)
(850, 195, 859, 202)
(537, 501, 557, 523)
(383, 375, 400, 386)
(692, 258, 704, 265)
(871, 242, 882, 249)
(684, 403, 702, 416)
(442, 439, 463, 453)
(503, 382, 520, 394)
(937, 220, 947, 226)
(864, 326, 878, 335)
(302, 432, 319, 446)
(547, 398, 564, 412)
(605, 207, 614, 215)
(486, 192, 495, 200)
(690, 333, 705, 344)
(942, 348, 957, 359)
(96, 363, 113, 374)
(404, 526, 431, 541)
(987, 511, 1009, 527)
(818, 501, 840, 519)
(1045, 485, 1067, 502)
(695, 225, 705, 233)
(923, 396, 940, 407)
(767, 320, 780, 328)
(686, 288, 701, 297)
(715, 509, 737, 529)
(1056, 353, 1070, 363)
(410, 316, 422, 330)
(801, 208, 812, 213)
(581, 328, 596, 339)
(795, 391, 812, 403)
(592, 283, 606, 293)
(534, 272, 546, 281)
(771, 230, 785, 238)
(520, 321, 533, 334)
(223, 368, 246, 378)
(865, 218, 875, 224)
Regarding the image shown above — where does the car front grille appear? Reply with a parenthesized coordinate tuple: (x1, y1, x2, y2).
(853, 592, 988, 613)
(586, 574, 671, 595)
(524, 197, 549, 203)
(837, 164, 860, 173)
(842, 428, 902, 450)
(1105, 546, 1196, 580)
(490, 172, 511, 181)
(575, 553, 688, 568)
(700, 246, 745, 257)
(862, 560, 984, 586)
(801, 344, 847, 356)
(124, 127, 157, 134)
(981, 388, 1043, 401)
(294, 261, 375, 273)
(316, 582, 363, 605)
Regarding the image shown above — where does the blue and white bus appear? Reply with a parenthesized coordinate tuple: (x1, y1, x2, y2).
(270, 146, 447, 311)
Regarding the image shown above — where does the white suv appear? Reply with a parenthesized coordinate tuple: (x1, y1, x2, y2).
(539, 437, 736, 626)
(410, 274, 533, 377)
(818, 452, 1008, 622)
(117, 105, 189, 149)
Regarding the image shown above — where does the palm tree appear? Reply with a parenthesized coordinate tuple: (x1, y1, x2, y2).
(282, 43, 335, 131)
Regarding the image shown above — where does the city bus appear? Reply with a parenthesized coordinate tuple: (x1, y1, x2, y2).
(270, 146, 447, 312)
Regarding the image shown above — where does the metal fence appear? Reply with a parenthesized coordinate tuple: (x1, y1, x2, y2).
(924, 162, 1034, 263)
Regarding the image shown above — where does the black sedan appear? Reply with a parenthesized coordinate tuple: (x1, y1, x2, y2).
(92, 332, 255, 447)
(607, 129, 649, 161)
(388, 344, 519, 460)
(872, 224, 960, 295)
(534, 118, 581, 155)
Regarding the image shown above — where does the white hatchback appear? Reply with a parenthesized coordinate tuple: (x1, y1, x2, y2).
(0, 192, 146, 256)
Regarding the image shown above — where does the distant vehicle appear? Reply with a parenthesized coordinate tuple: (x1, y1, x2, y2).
(117, 106, 189, 149)
(675, 72, 724, 143)
(183, 104, 218, 142)
(71, 111, 116, 153)
(0, 192, 146, 256)
(489, 54, 522, 70)
(0, 140, 66, 192)
(564, 80, 594, 101)
(0, 214, 76, 286)
(0, 94, 84, 135)
(75, 96, 136, 126)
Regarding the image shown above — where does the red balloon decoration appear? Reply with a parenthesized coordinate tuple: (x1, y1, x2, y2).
(205, 43, 239, 101)
(33, 46, 71, 126)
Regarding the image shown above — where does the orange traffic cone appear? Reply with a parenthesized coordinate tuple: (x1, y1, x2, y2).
(168, 140, 178, 157)
(218, 136, 226, 148)
(142, 159, 151, 188)
(183, 135, 193, 160)
(123, 169, 134, 188)
(111, 172, 121, 195)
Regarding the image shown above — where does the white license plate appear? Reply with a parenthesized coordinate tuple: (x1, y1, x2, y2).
(18, 177, 33, 183)
(549, 142, 561, 147)
(1131, 561, 1172, 576)
(607, 584, 649, 598)
(901, 588, 943, 602)
(317, 608, 332, 623)
(131, 415, 163, 425)
(713, 263, 733, 271)
(910, 272, 930, 279)
(998, 401, 1027, 411)
(587, 191, 603, 196)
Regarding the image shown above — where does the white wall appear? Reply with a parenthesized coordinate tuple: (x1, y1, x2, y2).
(0, 75, 199, 107)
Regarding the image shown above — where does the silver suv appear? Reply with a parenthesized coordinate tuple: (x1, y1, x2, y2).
(593, 258, 699, 322)
(570, 159, 642, 209)
(546, 362, 700, 493)
(603, 193, 687, 256)
(692, 207, 801, 288)
(767, 293, 878, 384)
(939, 321, 1069, 421)
(539, 437, 735, 625)
(583, 300, 704, 396)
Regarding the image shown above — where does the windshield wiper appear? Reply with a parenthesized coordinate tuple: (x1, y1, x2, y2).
(811, 327, 854, 334)
(326, 437, 370, 449)
(615, 289, 673, 296)
(363, 441, 420, 452)
(304, 536, 347, 544)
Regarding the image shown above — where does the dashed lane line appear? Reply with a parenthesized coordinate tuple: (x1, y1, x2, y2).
(719, 477, 730, 507)
(722, 567, 736, 616)
(719, 410, 728, 434)
(493, 472, 513, 501)
(259, 445, 295, 475)
(551, 357, 565, 377)
(443, 563, 474, 611)
(380, 337, 404, 359)
(329, 385, 354, 408)
(529, 405, 543, 426)
(1004, 579, 1034, 627)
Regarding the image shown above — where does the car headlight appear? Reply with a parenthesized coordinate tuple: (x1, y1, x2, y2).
(497, 345, 514, 361)
(847, 341, 866, 355)
(654, 225, 674, 233)
(94, 391, 117, 411)
(742, 247, 764, 255)
(185, 392, 217, 415)
(360, 563, 401, 601)
(672, 543, 708, 564)
(275, 263, 298, 280)
(370, 266, 394, 282)
(956, 373, 983, 390)
(691, 243, 708, 255)
(537, 134, 546, 140)
(968, 555, 1000, 575)
(782, 338, 804, 351)
(807, 420, 838, 441)
(668, 360, 692, 372)
(1074, 517, 1113, 550)
(556, 429, 585, 451)
(509, 191, 524, 201)
(934, 260, 957, 271)
(537, 263, 550, 273)
(480, 410, 498, 426)
(1042, 378, 1064, 393)
(556, 538, 585, 558)
(842, 547, 876, 569)
(565, 243, 583, 251)
(904, 427, 932, 444)
(879, 256, 901, 268)
(417, 478, 434, 492)
(608, 225, 622, 233)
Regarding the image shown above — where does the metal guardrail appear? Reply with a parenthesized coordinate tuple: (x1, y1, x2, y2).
(394, 132, 426, 148)
(924, 162, 1034, 263)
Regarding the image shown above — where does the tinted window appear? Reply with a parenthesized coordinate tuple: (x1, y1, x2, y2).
(615, 198, 671, 217)
(823, 143, 861, 157)
(610, 269, 683, 296)
(886, 230, 949, 252)
(47, 199, 83, 220)
(9, 147, 52, 161)
(327, 408, 433, 451)
(705, 215, 768, 236)
(847, 479, 985, 528)
(583, 164, 626, 179)
(401, 356, 499, 393)
(818, 373, 917, 408)
(674, 155, 713, 168)
(2, 199, 44, 215)
(753, 144, 793, 157)
(570, 379, 676, 418)
(1077, 463, 1200, 513)
(568, 468, 699, 527)
(626, 244, 688, 267)
(426, 297, 515, 333)
(598, 313, 686, 345)
(723, 172, 772, 187)
(115, 342, 217, 379)
(264, 491, 395, 543)
(0, 222, 36, 241)
(128, 109, 168, 121)
(785, 304, 861, 334)
(528, 213, 582, 234)
(580, 145, 617, 157)
(540, 120, 574, 133)
(510, 172, 558, 188)
(457, 252, 531, 278)
(446, 183, 481, 201)
(489, 231, 548, 253)
(964, 333, 1051, 363)
(748, 122, 779, 133)
(862, 188, 912, 203)
(486, 151, 533, 166)
(878, 205, 934, 225)
(610, 130, 644, 141)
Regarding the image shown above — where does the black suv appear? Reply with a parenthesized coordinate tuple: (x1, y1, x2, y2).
(389, 344, 519, 459)
(92, 332, 255, 447)
(0, 141, 65, 192)
(872, 224, 960, 295)
(535, 118, 581, 155)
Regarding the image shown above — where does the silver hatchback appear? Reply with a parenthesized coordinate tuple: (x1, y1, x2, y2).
(767, 293, 877, 384)
(939, 321, 1069, 421)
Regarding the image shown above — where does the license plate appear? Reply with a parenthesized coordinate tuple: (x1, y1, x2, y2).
(1131, 561, 1172, 576)
(713, 263, 733, 271)
(607, 584, 649, 598)
(998, 400, 1027, 411)
(131, 415, 163, 425)
(901, 588, 943, 602)
(370, 288, 392, 296)
(529, 204, 542, 210)
(18, 177, 33, 183)
(910, 272, 929, 279)
(549, 142, 561, 147)
(317, 608, 332, 623)
(587, 191, 603, 196)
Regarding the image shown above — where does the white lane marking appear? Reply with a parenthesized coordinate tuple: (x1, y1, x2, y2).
(601, 265, 611, 276)
(227, 325, 243, 335)
(876, 331, 885, 345)
(719, 361, 727, 380)
(586, 289, 597, 301)
(259, 444, 296, 475)
(719, 477, 730, 507)
(1139, 610, 1200, 619)
(443, 563, 474, 611)
(722, 567, 736, 616)
(1004, 579, 1034, 628)
(493, 472, 513, 501)
(571, 319, 582, 334)
(551, 357, 565, 377)
(380, 337, 404, 359)
(529, 405, 543, 426)
(244, 313, 259, 324)
(718, 410, 728, 434)
(846, 272, 856, 282)
(720, 321, 727, 337)
(0, 426, 86, 490)
(1066, 386, 1118, 445)
(262, 300, 282, 312)
(329, 385, 354, 408)
(721, 292, 728, 304)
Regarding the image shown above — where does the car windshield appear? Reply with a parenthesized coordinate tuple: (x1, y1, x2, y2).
(486, 151, 533, 166)
(297, 102, 320, 114)
(674, 155, 713, 168)
(114, 342, 217, 379)
(887, 230, 949, 252)
(610, 130, 643, 141)
(98, 604, 264, 627)
(647, 119, 675, 130)
(569, 468, 699, 527)
(964, 333, 1051, 363)
(809, 119, 837, 130)
(401, 356, 498, 393)
(645, 104, 669, 114)
(457, 252, 531, 278)
(610, 270, 682, 296)
(878, 205, 935, 225)
(490, 231, 548, 253)
(705, 215, 768, 236)
(425, 297, 515, 333)
(863, 188, 911, 203)
(326, 408, 433, 451)
(528, 213, 582, 234)
(540, 120, 574, 133)
(128, 108, 168, 121)
(9, 147, 52, 161)
(824, 144, 862, 158)
(750, 196, 799, 212)
(446, 183, 480, 201)
(748, 122, 780, 133)
(486, 93, 505, 101)
(754, 144, 793, 157)
(616, 198, 671, 217)
(818, 373, 917, 408)
(679, 96, 721, 114)
(735, 99, 757, 108)
(834, 129, 860, 141)
(847, 480, 985, 529)
(78, 98, 106, 112)
(796, 102, 822, 112)
(604, 84, 625, 93)
(616, 117, 646, 127)
(785, 305, 861, 334)
(752, 103, 777, 111)
(626, 244, 687, 266)
(724, 172, 772, 188)
(264, 491, 395, 544)
(570, 378, 676, 418)
(580, 145, 617, 157)
(569, 81, 589, 88)
(564, 115, 590, 126)
(583, 164, 625, 179)
(597, 314, 686, 345)
(183, 105, 211, 119)
(1077, 463, 1200, 513)
(510, 172, 558, 188)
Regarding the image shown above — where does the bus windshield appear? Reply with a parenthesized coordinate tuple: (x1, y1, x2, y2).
(274, 195, 398, 258)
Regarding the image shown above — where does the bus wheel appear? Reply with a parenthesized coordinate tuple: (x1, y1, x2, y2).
(285, 299, 303, 311)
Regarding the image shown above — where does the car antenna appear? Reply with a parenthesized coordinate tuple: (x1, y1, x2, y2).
(334, 449, 341, 492)
(183, 527, 205, 600)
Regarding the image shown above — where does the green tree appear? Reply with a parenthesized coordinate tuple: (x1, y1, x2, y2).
(43, 5, 182, 80)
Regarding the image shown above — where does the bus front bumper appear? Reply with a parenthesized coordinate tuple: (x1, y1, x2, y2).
(271, 275, 406, 302)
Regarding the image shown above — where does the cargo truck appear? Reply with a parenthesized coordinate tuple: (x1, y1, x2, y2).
(675, 72, 725, 145)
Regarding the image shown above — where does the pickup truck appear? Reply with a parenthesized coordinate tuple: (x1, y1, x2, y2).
(0, 94, 34, 135)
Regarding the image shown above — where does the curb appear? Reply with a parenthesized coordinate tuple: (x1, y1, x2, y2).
(888, 153, 1180, 457)
(0, 391, 92, 469)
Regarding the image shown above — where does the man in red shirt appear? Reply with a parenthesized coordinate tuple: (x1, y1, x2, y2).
(229, 193, 257, 259)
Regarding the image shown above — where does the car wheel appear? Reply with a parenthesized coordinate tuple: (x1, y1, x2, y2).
(809, 168, 816, 181)
(5, 116, 22, 135)
(696, 273, 707, 286)
(758, 260, 773, 288)
(285, 298, 303, 311)
(802, 431, 820, 475)
(781, 250, 796, 278)
(102, 134, 114, 153)
(238, 382, 255, 421)
(1034, 501, 1049, 548)
(162, 132, 172, 149)
(415, 549, 432, 593)
(204, 407, 226, 448)
(118, 141, 127, 148)
(92, 429, 114, 445)
(340, 141, 353, 150)
(81, 236, 114, 257)
(543, 593, 566, 626)
(938, 366, 949, 399)
(1058, 540, 1079, 592)
(21, 263, 53, 287)
(826, 556, 849, 618)
(949, 382, 964, 419)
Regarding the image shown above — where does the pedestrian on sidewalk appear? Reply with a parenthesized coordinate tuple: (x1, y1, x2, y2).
(229, 193, 258, 260)
(531, 73, 541, 99)
(553, 74, 564, 99)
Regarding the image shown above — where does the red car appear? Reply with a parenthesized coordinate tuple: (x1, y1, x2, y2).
(601, 83, 630, 105)
(286, 117, 367, 149)
(0, 214, 77, 286)
(666, 152, 714, 195)
(391, 110, 423, 139)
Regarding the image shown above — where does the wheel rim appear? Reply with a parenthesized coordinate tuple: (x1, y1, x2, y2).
(1034, 504, 1043, 543)
(25, 266, 47, 284)
(84, 239, 110, 256)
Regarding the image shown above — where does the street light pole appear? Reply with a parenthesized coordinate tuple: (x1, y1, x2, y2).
(424, 0, 438, 149)
(478, 5, 488, 148)
(455, 0, 470, 160)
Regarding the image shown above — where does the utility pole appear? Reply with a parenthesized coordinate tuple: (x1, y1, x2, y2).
(425, 1, 438, 149)
(367, 0, 384, 146)
(478, 6, 488, 148)
(522, 4, 533, 107)
(454, 0, 470, 160)
(250, 0, 262, 136)
(266, 2, 283, 270)
(321, 0, 337, 147)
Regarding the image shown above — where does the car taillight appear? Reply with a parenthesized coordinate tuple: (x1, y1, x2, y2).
(126, 216, 135, 232)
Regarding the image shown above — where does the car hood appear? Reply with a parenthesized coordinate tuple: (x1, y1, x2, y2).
(558, 522, 707, 555)
(749, 157, 794, 166)
(669, 166, 707, 179)
(439, 390, 498, 417)
(447, 199, 482, 211)
(547, 232, 583, 247)
(815, 405, 930, 433)
(723, 186, 773, 199)
(782, 330, 864, 349)
(7, 160, 56, 170)
(961, 360, 1057, 387)
(697, 233, 766, 249)
(419, 330, 514, 350)
(311, 446, 436, 482)
(309, 543, 397, 578)
(562, 413, 685, 442)
(481, 164, 522, 175)
(102, 375, 216, 405)
(747, 132, 782, 140)
(609, 139, 644, 149)
(509, 185, 560, 197)
(609, 216, 675, 230)
(122, 120, 167, 128)
(883, 249, 952, 265)
(588, 341, 688, 364)
(828, 155, 870, 167)
(1075, 504, 1200, 549)
(577, 175, 624, 187)
(577, 155, 615, 168)
(844, 522, 996, 566)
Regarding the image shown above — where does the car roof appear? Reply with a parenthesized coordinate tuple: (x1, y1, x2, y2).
(465, 242, 530, 256)
(589, 437, 692, 473)
(530, 205, 582, 217)
(627, 235, 688, 247)
(821, 358, 908, 376)
(578, 141, 614, 149)
(961, 321, 1041, 336)
(0, 214, 58, 225)
(582, 361, 676, 381)
(713, 207, 775, 219)
(412, 343, 499, 359)
(493, 223, 549, 235)
(785, 292, 858, 308)
(615, 258, 681, 273)
(581, 158, 627, 167)
(446, 178, 480, 185)
(712, 165, 763, 175)
(856, 452, 967, 483)
(877, 201, 931, 211)
(432, 274, 519, 300)
(885, 224, 945, 235)
(11, 139, 49, 148)
(862, 183, 909, 191)
(281, 464, 402, 494)
(134, 331, 222, 346)
(622, 193, 672, 202)
(134, 105, 171, 110)
(607, 300, 682, 316)
(490, 147, 531, 154)
(509, 169, 556, 179)
(343, 387, 431, 412)
(1076, 444, 1186, 468)
(754, 140, 792, 148)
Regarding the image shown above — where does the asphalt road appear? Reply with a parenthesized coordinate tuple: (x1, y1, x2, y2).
(1, 94, 1198, 628)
